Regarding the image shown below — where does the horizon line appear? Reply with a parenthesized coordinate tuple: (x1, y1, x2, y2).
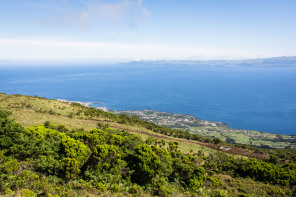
(1, 55, 296, 66)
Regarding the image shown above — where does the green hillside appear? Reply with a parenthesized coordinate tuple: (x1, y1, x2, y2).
(0, 93, 296, 197)
(115, 109, 296, 149)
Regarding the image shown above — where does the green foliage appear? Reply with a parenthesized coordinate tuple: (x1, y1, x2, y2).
(71, 128, 107, 149)
(35, 155, 60, 174)
(92, 143, 122, 171)
(169, 154, 200, 188)
(168, 141, 181, 158)
(152, 177, 170, 197)
(0, 109, 24, 150)
(10, 125, 63, 159)
(209, 190, 228, 197)
(226, 136, 236, 144)
(189, 167, 206, 191)
(97, 122, 110, 130)
(151, 145, 173, 176)
(108, 134, 124, 145)
(71, 102, 82, 107)
(17, 170, 40, 191)
(129, 184, 142, 196)
(96, 182, 106, 193)
(270, 148, 296, 163)
(266, 154, 279, 164)
(61, 136, 91, 164)
(222, 158, 296, 186)
(110, 183, 120, 192)
(20, 189, 37, 197)
(57, 124, 69, 133)
(159, 139, 166, 147)
(168, 141, 179, 152)
(0, 158, 19, 174)
(61, 158, 81, 180)
(131, 144, 172, 185)
(131, 144, 160, 184)
(44, 121, 58, 130)
(0, 110, 11, 119)
(0, 107, 295, 196)
(145, 136, 157, 145)
(206, 177, 222, 187)
(213, 137, 222, 144)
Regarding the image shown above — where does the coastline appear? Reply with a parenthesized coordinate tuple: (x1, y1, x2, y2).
(55, 98, 296, 149)
(56, 99, 104, 108)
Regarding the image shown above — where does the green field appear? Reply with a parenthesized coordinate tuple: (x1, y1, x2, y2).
(117, 109, 296, 149)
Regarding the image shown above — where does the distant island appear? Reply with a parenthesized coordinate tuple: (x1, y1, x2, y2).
(125, 56, 296, 67)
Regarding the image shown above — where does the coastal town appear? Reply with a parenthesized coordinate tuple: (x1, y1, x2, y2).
(57, 100, 296, 149)
(114, 109, 296, 149)
(116, 109, 227, 129)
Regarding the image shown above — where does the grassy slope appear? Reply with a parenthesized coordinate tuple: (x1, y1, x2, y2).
(117, 110, 296, 148)
(0, 93, 269, 159)
(1, 93, 293, 196)
(0, 93, 216, 156)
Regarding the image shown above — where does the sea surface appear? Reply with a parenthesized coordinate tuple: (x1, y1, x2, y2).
(1, 64, 296, 135)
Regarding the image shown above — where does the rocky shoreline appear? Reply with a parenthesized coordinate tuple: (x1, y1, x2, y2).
(56, 99, 104, 108)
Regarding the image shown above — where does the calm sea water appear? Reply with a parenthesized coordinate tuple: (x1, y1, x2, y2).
(1, 64, 296, 135)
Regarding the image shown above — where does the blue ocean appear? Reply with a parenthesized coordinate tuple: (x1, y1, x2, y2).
(1, 64, 296, 135)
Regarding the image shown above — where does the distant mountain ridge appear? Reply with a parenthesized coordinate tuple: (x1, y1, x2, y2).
(126, 56, 296, 67)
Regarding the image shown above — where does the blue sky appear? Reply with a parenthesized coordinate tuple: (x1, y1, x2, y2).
(0, 0, 296, 63)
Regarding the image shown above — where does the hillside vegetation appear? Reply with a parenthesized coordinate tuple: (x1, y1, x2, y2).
(115, 109, 296, 149)
(0, 93, 296, 197)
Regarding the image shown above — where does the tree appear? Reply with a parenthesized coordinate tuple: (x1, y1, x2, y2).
(61, 136, 91, 165)
(60, 158, 80, 180)
(131, 144, 162, 185)
(92, 144, 122, 171)
(189, 167, 206, 191)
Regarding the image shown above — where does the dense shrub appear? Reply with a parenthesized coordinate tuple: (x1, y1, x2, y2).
(0, 108, 295, 196)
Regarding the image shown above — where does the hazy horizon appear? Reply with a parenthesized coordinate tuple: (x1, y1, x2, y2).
(1, 0, 296, 63)
(1, 55, 296, 67)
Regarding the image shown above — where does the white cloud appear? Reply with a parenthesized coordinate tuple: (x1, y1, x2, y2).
(79, 0, 149, 28)
(0, 38, 276, 63)
(31, 0, 149, 29)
